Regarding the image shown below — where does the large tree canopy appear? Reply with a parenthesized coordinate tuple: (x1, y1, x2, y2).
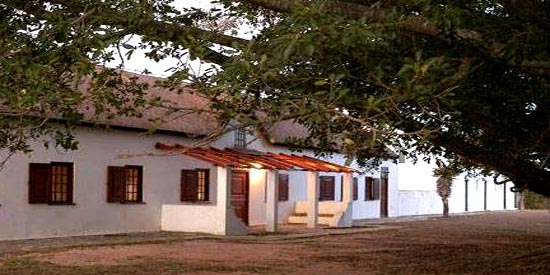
(0, 0, 549, 195)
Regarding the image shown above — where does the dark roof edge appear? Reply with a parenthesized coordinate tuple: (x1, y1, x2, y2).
(43, 117, 208, 139)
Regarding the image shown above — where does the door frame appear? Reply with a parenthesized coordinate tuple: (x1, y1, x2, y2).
(230, 170, 250, 225)
(380, 178, 388, 217)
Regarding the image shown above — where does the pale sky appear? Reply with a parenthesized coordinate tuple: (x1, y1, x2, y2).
(106, 0, 251, 78)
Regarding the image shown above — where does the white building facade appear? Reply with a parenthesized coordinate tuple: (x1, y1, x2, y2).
(397, 158, 517, 216)
(0, 125, 398, 240)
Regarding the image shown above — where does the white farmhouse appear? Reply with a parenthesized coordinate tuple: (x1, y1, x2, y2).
(0, 73, 398, 240)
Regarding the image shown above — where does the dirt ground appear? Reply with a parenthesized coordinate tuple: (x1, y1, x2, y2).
(1, 210, 549, 274)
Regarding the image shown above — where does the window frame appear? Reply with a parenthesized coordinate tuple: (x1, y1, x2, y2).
(107, 165, 144, 203)
(319, 176, 335, 201)
(365, 176, 381, 201)
(278, 174, 289, 201)
(29, 162, 74, 205)
(234, 130, 247, 148)
(181, 169, 211, 202)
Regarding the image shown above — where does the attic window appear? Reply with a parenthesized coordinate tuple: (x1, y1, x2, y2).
(234, 130, 247, 148)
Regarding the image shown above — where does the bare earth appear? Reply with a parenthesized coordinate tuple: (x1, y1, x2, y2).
(1, 210, 549, 274)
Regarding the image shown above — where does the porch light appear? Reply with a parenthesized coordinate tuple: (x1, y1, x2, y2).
(250, 162, 263, 169)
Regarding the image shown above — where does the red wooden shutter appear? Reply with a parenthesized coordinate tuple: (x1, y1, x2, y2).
(353, 177, 358, 201)
(319, 176, 335, 201)
(203, 169, 210, 201)
(29, 163, 51, 204)
(278, 174, 289, 201)
(107, 166, 126, 202)
(181, 170, 198, 201)
(66, 163, 74, 203)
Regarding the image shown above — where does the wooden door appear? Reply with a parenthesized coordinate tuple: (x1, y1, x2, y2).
(231, 170, 249, 225)
(380, 177, 389, 218)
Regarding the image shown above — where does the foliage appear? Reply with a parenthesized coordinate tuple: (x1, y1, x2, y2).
(524, 190, 550, 209)
(0, 0, 549, 195)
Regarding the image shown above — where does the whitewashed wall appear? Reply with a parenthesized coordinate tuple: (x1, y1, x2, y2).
(212, 131, 400, 225)
(397, 158, 516, 216)
(0, 127, 216, 240)
(0, 126, 402, 240)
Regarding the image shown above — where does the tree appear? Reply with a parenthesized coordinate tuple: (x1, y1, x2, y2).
(433, 164, 460, 217)
(0, 1, 549, 195)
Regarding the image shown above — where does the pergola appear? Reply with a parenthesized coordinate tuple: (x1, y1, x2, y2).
(155, 142, 357, 233)
(155, 143, 356, 172)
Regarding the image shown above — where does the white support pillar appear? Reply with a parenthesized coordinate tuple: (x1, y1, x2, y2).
(340, 172, 354, 227)
(342, 172, 353, 203)
(306, 171, 319, 228)
(265, 170, 279, 232)
(218, 166, 247, 235)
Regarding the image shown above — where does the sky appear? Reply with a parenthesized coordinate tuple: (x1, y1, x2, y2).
(106, 0, 249, 78)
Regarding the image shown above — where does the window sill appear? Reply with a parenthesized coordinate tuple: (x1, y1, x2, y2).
(47, 202, 76, 206)
(119, 201, 146, 205)
(180, 201, 214, 205)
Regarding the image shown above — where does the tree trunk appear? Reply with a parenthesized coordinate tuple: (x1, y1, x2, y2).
(442, 197, 449, 217)
(436, 175, 453, 217)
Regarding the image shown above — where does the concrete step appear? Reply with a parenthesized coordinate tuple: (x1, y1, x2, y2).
(291, 212, 334, 217)
(288, 215, 333, 225)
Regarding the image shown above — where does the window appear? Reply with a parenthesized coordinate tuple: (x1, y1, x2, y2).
(29, 162, 74, 204)
(107, 166, 143, 203)
(234, 130, 247, 148)
(365, 177, 380, 201)
(181, 169, 210, 202)
(278, 174, 289, 201)
(319, 176, 335, 201)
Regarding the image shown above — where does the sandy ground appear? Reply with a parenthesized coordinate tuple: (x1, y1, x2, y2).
(1, 210, 549, 274)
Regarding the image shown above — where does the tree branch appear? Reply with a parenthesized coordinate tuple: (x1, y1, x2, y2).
(240, 0, 550, 78)
(2, 0, 247, 65)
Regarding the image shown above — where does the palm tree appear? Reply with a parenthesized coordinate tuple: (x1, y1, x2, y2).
(433, 165, 461, 217)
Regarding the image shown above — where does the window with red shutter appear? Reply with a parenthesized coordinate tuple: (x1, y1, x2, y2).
(365, 176, 374, 201)
(278, 174, 289, 201)
(181, 169, 210, 202)
(319, 176, 335, 201)
(29, 162, 73, 204)
(107, 166, 143, 203)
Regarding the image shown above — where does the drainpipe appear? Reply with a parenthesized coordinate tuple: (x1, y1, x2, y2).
(464, 175, 469, 212)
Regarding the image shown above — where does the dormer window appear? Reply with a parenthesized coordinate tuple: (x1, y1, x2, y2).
(234, 130, 246, 148)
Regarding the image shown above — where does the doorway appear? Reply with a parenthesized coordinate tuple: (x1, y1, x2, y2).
(231, 170, 249, 225)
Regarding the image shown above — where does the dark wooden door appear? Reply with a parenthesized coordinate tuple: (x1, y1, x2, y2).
(231, 170, 249, 225)
(380, 177, 389, 217)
